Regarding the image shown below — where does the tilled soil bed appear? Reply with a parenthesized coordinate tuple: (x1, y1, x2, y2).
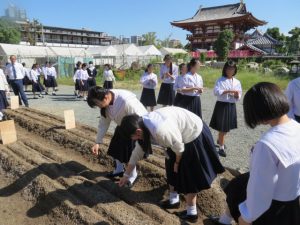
(0, 107, 236, 225)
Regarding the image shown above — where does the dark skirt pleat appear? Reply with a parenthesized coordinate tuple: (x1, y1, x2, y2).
(75, 79, 80, 91)
(157, 83, 175, 106)
(174, 93, 202, 118)
(45, 76, 55, 88)
(37, 77, 45, 91)
(165, 122, 225, 194)
(103, 81, 113, 89)
(79, 80, 89, 91)
(0, 90, 9, 110)
(209, 101, 237, 132)
(225, 173, 300, 225)
(140, 88, 156, 107)
(107, 126, 136, 163)
(32, 82, 43, 92)
(23, 76, 32, 85)
(295, 115, 300, 123)
(88, 77, 96, 87)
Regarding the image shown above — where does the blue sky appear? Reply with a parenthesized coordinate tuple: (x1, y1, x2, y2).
(1, 0, 299, 44)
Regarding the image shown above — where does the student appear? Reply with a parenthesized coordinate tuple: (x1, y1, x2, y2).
(87, 61, 97, 87)
(73, 61, 82, 97)
(173, 63, 187, 106)
(209, 61, 242, 157)
(5, 55, 29, 107)
(30, 64, 44, 99)
(174, 58, 203, 118)
(140, 64, 158, 111)
(157, 55, 178, 106)
(44, 61, 57, 95)
(35, 63, 45, 92)
(79, 63, 89, 101)
(22, 62, 31, 92)
(118, 107, 225, 223)
(103, 64, 115, 89)
(0, 67, 9, 120)
(210, 82, 300, 225)
(285, 76, 300, 123)
(87, 86, 147, 187)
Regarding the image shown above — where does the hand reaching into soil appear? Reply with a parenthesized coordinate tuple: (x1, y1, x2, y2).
(91, 144, 100, 156)
(118, 176, 129, 187)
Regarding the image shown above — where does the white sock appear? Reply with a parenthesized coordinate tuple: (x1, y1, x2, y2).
(169, 192, 179, 204)
(0, 112, 3, 120)
(128, 166, 137, 184)
(220, 145, 225, 150)
(186, 205, 197, 216)
(219, 213, 233, 224)
(113, 159, 124, 174)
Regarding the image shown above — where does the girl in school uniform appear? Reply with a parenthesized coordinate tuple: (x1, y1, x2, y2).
(210, 82, 300, 225)
(87, 86, 148, 187)
(79, 63, 89, 101)
(103, 64, 115, 89)
(209, 61, 242, 157)
(22, 62, 32, 92)
(44, 61, 57, 95)
(174, 58, 203, 118)
(35, 64, 45, 92)
(30, 64, 44, 99)
(0, 68, 9, 120)
(87, 61, 97, 87)
(140, 64, 158, 111)
(157, 54, 178, 106)
(73, 61, 82, 97)
(173, 63, 187, 106)
(119, 107, 225, 223)
(285, 76, 300, 123)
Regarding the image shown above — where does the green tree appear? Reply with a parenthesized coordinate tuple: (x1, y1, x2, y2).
(286, 27, 300, 55)
(200, 52, 206, 64)
(213, 29, 234, 61)
(0, 18, 21, 44)
(266, 27, 286, 53)
(141, 32, 157, 46)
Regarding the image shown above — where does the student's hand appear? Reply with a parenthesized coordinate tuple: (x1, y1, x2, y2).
(197, 88, 203, 93)
(174, 162, 179, 173)
(91, 144, 100, 155)
(118, 176, 129, 187)
(233, 91, 239, 99)
(238, 216, 251, 225)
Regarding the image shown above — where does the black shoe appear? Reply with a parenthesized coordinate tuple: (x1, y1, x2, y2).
(216, 140, 227, 149)
(208, 216, 232, 225)
(45, 92, 48, 95)
(175, 210, 198, 223)
(218, 149, 227, 157)
(106, 171, 124, 178)
(159, 199, 180, 209)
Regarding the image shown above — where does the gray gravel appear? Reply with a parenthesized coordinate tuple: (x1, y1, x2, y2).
(25, 85, 268, 171)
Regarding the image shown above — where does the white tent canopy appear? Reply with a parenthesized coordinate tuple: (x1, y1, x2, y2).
(160, 47, 187, 56)
(87, 46, 118, 57)
(112, 44, 143, 56)
(138, 45, 162, 56)
(50, 46, 89, 57)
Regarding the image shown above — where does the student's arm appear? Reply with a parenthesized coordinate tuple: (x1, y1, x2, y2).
(238, 142, 278, 223)
(92, 116, 111, 155)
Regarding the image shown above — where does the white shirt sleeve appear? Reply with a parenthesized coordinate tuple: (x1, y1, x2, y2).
(95, 116, 111, 144)
(52, 68, 57, 79)
(239, 142, 278, 223)
(214, 80, 224, 96)
(236, 80, 242, 100)
(129, 142, 145, 165)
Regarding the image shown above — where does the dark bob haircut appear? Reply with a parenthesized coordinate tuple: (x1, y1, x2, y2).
(163, 54, 172, 61)
(243, 82, 289, 128)
(222, 60, 237, 77)
(87, 86, 109, 108)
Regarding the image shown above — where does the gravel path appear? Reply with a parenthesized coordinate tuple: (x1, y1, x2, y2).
(23, 85, 267, 171)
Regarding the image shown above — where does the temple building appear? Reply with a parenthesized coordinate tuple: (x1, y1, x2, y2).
(171, 1, 267, 50)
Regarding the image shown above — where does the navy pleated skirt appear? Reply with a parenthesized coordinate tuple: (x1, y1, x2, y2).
(75, 79, 80, 91)
(165, 122, 225, 194)
(209, 101, 237, 132)
(0, 90, 9, 110)
(44, 76, 56, 88)
(79, 80, 89, 91)
(225, 173, 300, 225)
(107, 126, 136, 163)
(23, 76, 32, 85)
(140, 88, 156, 107)
(295, 115, 300, 123)
(157, 83, 175, 106)
(32, 82, 43, 92)
(88, 77, 96, 87)
(103, 81, 113, 89)
(174, 93, 202, 118)
(37, 77, 45, 91)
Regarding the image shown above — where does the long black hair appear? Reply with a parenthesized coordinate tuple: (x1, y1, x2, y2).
(164, 54, 173, 75)
(120, 114, 152, 155)
(145, 63, 153, 73)
(87, 86, 111, 117)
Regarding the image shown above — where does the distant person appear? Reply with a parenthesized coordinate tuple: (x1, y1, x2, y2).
(43, 61, 57, 95)
(4, 55, 29, 107)
(79, 63, 89, 101)
(87, 61, 97, 87)
(22, 62, 31, 92)
(103, 64, 115, 89)
(209, 61, 242, 157)
(140, 64, 158, 111)
(173, 58, 203, 118)
(285, 76, 300, 123)
(87, 86, 147, 187)
(35, 63, 45, 92)
(157, 54, 178, 106)
(210, 82, 300, 225)
(30, 64, 44, 99)
(73, 61, 82, 97)
(0, 67, 9, 120)
(173, 63, 187, 106)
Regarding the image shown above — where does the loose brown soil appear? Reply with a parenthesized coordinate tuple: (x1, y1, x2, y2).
(0, 107, 235, 225)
